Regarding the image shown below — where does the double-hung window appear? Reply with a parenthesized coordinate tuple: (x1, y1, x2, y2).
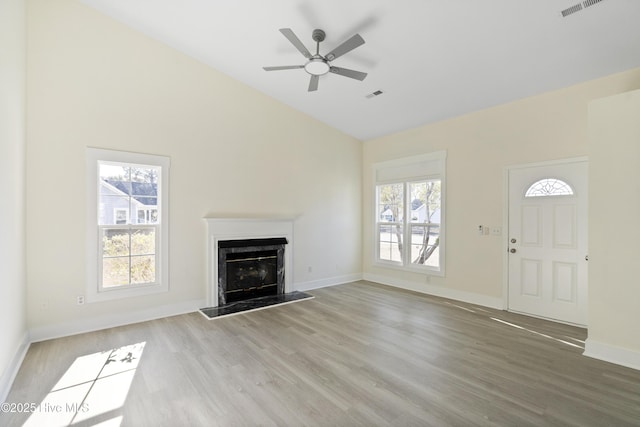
(374, 151, 446, 275)
(87, 148, 170, 302)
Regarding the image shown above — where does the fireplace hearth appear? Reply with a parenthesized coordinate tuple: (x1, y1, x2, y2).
(217, 238, 287, 306)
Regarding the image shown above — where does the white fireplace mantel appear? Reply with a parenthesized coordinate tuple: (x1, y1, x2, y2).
(204, 217, 295, 307)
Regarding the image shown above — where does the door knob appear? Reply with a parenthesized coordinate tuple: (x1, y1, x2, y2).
(510, 238, 516, 244)
(510, 248, 516, 253)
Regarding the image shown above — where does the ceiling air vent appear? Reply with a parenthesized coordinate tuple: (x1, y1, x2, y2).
(561, 0, 606, 17)
(366, 90, 384, 99)
(583, 0, 604, 8)
(561, 3, 583, 17)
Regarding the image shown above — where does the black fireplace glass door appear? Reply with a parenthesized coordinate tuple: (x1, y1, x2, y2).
(224, 250, 278, 302)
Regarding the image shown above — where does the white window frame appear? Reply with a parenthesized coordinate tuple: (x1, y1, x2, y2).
(373, 151, 446, 276)
(86, 148, 170, 302)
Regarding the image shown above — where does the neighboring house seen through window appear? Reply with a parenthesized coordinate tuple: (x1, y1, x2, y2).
(87, 148, 170, 302)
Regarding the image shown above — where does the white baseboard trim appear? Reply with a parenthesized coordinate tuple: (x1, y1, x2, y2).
(0, 331, 30, 403)
(363, 273, 503, 310)
(294, 273, 363, 292)
(29, 298, 206, 343)
(584, 339, 640, 371)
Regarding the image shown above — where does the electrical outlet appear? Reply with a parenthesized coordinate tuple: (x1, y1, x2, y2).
(490, 226, 502, 236)
(77, 295, 85, 305)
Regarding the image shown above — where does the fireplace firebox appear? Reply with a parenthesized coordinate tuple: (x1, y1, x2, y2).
(217, 238, 287, 306)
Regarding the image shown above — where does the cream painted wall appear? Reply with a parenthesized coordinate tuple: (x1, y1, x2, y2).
(0, 0, 28, 399)
(26, 0, 362, 336)
(586, 89, 640, 368)
(363, 68, 640, 308)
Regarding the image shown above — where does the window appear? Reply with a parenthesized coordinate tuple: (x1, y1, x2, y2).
(525, 178, 574, 197)
(87, 148, 170, 302)
(374, 151, 446, 275)
(137, 208, 158, 224)
(114, 208, 129, 225)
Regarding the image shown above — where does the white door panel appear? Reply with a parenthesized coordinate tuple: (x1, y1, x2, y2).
(508, 161, 588, 325)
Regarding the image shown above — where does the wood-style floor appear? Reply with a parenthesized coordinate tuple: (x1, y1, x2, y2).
(3, 281, 640, 426)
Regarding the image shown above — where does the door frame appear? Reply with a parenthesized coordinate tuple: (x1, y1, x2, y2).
(502, 156, 588, 317)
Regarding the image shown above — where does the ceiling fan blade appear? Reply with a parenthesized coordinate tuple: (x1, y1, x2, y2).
(325, 34, 365, 61)
(263, 65, 304, 71)
(329, 66, 367, 81)
(279, 28, 312, 59)
(308, 75, 319, 92)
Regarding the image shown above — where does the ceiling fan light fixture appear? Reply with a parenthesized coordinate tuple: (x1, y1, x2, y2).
(304, 58, 330, 76)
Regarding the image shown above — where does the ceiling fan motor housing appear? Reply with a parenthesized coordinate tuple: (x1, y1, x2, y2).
(312, 29, 326, 42)
(305, 29, 330, 75)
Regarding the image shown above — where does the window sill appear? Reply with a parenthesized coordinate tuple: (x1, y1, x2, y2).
(373, 260, 445, 277)
(86, 282, 168, 303)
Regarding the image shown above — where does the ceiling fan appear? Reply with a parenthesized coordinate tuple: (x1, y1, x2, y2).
(263, 28, 368, 92)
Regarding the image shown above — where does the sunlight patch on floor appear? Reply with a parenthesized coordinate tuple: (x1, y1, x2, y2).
(445, 302, 477, 313)
(23, 342, 145, 426)
(490, 318, 583, 349)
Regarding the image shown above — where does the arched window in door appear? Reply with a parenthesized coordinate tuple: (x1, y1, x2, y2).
(525, 178, 574, 197)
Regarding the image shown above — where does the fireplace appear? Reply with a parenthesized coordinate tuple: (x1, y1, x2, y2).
(218, 238, 287, 305)
(204, 217, 294, 307)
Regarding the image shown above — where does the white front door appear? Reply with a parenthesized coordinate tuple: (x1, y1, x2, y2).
(507, 160, 588, 326)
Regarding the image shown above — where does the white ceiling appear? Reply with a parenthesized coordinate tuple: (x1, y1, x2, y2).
(80, 0, 640, 141)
